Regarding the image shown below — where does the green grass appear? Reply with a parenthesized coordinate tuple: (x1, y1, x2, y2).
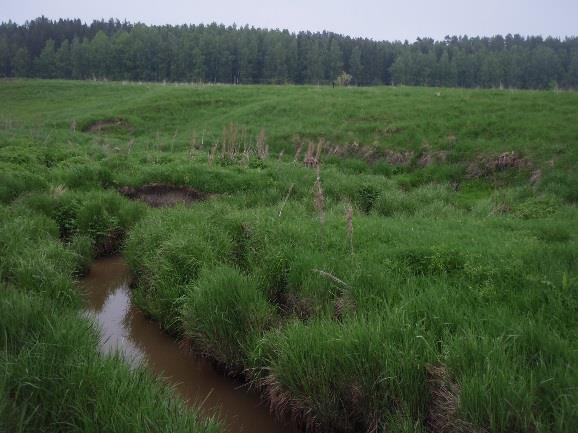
(124, 201, 577, 432)
(1, 79, 577, 433)
(0, 289, 219, 433)
(0, 190, 220, 433)
(181, 265, 275, 371)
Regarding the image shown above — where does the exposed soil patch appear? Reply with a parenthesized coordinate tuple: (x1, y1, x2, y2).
(325, 143, 414, 165)
(384, 149, 415, 166)
(418, 151, 449, 167)
(530, 168, 542, 185)
(83, 118, 134, 133)
(261, 374, 321, 433)
(119, 183, 205, 208)
(466, 151, 531, 178)
(326, 142, 377, 162)
(334, 295, 356, 321)
(426, 364, 486, 433)
(95, 228, 125, 257)
(276, 292, 314, 321)
(261, 374, 379, 433)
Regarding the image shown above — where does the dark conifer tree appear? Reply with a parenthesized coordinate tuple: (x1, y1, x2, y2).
(0, 17, 576, 89)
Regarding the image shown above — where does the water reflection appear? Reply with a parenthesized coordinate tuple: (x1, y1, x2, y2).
(80, 257, 296, 433)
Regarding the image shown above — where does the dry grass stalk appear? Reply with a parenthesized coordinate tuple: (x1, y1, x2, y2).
(334, 294, 356, 321)
(491, 201, 512, 216)
(304, 141, 317, 167)
(155, 131, 164, 150)
(384, 149, 414, 166)
(315, 138, 324, 161)
(314, 165, 325, 223)
(257, 128, 268, 159)
(278, 183, 295, 218)
(189, 132, 198, 158)
(208, 141, 218, 166)
(530, 168, 542, 185)
(294, 138, 303, 162)
(260, 374, 320, 432)
(426, 364, 486, 433)
(345, 204, 353, 253)
(277, 292, 314, 320)
(239, 126, 247, 151)
(312, 269, 350, 289)
(260, 373, 379, 433)
(419, 153, 433, 167)
(327, 142, 379, 163)
(221, 125, 229, 158)
(177, 336, 195, 353)
(221, 123, 240, 159)
(50, 184, 67, 197)
(328, 144, 341, 155)
(101, 141, 111, 154)
(466, 151, 530, 179)
(170, 129, 178, 151)
(240, 150, 251, 167)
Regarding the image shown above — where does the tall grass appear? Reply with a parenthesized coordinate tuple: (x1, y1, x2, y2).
(1, 79, 577, 433)
(181, 265, 275, 371)
(0, 193, 220, 433)
(125, 198, 578, 432)
(0, 289, 219, 433)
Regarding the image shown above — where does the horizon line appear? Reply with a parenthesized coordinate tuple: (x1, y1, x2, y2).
(2, 15, 577, 44)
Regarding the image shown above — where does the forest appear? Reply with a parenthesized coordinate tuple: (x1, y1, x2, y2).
(1, 16, 577, 88)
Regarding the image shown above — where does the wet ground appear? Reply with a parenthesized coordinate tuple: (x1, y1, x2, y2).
(80, 256, 296, 433)
(119, 183, 205, 207)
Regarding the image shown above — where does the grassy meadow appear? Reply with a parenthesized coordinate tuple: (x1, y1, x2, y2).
(1, 79, 577, 433)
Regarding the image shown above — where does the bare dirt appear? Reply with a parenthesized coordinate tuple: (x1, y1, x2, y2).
(325, 143, 415, 165)
(119, 184, 205, 207)
(466, 151, 531, 178)
(83, 118, 134, 133)
(426, 364, 486, 433)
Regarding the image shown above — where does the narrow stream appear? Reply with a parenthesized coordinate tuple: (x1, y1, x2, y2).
(80, 256, 296, 433)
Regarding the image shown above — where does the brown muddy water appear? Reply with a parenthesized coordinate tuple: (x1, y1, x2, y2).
(80, 257, 296, 433)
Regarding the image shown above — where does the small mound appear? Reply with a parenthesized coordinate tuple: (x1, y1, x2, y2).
(119, 184, 205, 207)
(83, 118, 134, 133)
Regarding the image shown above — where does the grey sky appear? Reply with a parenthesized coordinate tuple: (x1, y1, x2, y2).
(2, 0, 577, 41)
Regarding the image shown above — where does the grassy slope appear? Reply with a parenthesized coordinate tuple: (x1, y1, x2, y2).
(2, 79, 576, 200)
(1, 79, 577, 433)
(2, 79, 577, 160)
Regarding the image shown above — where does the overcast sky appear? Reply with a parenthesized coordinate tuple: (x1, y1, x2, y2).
(2, 0, 577, 41)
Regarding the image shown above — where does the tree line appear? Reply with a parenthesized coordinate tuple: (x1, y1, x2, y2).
(1, 16, 577, 89)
